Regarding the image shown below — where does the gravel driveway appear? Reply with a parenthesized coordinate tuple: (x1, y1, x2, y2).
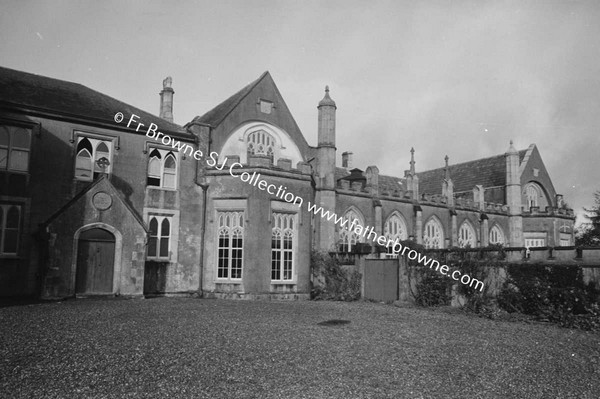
(1, 298, 599, 398)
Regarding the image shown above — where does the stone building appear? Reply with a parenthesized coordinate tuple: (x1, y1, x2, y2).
(0, 66, 575, 299)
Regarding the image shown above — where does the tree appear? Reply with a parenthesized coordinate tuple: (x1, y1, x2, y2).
(576, 191, 600, 246)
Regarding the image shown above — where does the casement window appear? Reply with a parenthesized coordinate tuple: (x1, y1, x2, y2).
(489, 225, 505, 245)
(147, 148, 178, 189)
(458, 222, 476, 248)
(524, 232, 546, 248)
(339, 208, 364, 253)
(0, 125, 31, 172)
(0, 204, 21, 255)
(217, 211, 244, 279)
(147, 215, 171, 259)
(384, 213, 407, 258)
(271, 213, 296, 281)
(75, 136, 113, 181)
(423, 218, 444, 249)
(247, 130, 275, 162)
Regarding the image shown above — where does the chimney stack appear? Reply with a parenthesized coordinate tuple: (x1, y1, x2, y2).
(342, 151, 353, 169)
(159, 76, 174, 122)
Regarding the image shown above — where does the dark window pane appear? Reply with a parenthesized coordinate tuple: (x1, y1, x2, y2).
(148, 237, 157, 257)
(159, 237, 169, 257)
(161, 219, 170, 236)
(6, 206, 19, 228)
(3, 230, 18, 253)
(149, 218, 158, 235)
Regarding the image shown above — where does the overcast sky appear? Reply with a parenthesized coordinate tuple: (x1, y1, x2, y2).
(2, 0, 599, 224)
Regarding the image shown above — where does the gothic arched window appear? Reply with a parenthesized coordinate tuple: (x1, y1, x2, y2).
(489, 225, 505, 246)
(458, 221, 476, 248)
(147, 215, 172, 259)
(217, 211, 245, 279)
(384, 212, 408, 257)
(339, 208, 364, 253)
(423, 217, 444, 249)
(247, 130, 275, 162)
(75, 136, 113, 181)
(271, 213, 296, 281)
(147, 148, 178, 189)
(525, 184, 540, 209)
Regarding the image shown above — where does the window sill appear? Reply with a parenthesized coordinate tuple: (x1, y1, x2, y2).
(270, 281, 296, 285)
(146, 186, 178, 192)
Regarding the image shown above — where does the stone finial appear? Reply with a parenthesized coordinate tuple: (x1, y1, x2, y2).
(444, 155, 450, 181)
(409, 147, 416, 175)
(507, 139, 517, 154)
(318, 85, 336, 108)
(163, 76, 172, 89)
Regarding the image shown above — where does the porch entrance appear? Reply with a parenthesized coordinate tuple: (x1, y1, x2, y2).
(76, 228, 115, 294)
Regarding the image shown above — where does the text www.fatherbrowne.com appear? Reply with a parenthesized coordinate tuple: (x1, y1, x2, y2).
(115, 112, 484, 292)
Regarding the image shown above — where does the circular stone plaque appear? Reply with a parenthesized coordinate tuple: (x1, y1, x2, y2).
(92, 192, 112, 211)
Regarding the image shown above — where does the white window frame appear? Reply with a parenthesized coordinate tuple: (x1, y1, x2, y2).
(339, 208, 364, 253)
(147, 215, 172, 260)
(0, 204, 21, 255)
(423, 217, 444, 249)
(216, 210, 245, 280)
(74, 135, 114, 181)
(458, 221, 476, 248)
(271, 212, 297, 282)
(147, 147, 179, 190)
(525, 183, 540, 209)
(489, 225, 505, 246)
(384, 212, 408, 258)
(524, 232, 546, 248)
(0, 125, 31, 173)
(247, 130, 276, 161)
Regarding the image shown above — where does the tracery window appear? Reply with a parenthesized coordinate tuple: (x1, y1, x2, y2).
(271, 213, 296, 281)
(458, 221, 476, 248)
(0, 125, 31, 172)
(339, 208, 364, 252)
(75, 136, 113, 181)
(423, 218, 444, 249)
(147, 215, 171, 259)
(384, 213, 407, 258)
(525, 184, 540, 209)
(217, 211, 244, 279)
(247, 130, 275, 161)
(147, 148, 178, 189)
(489, 225, 505, 246)
(0, 204, 21, 255)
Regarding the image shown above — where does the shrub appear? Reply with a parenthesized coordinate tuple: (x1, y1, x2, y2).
(310, 251, 361, 301)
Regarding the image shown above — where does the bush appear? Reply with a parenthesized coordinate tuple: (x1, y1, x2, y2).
(498, 264, 600, 330)
(310, 251, 361, 301)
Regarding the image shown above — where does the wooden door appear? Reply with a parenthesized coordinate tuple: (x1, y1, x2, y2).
(76, 228, 115, 294)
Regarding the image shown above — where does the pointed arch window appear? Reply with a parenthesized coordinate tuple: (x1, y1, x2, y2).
(147, 215, 171, 259)
(217, 211, 244, 280)
(489, 225, 505, 246)
(147, 148, 178, 189)
(247, 130, 275, 162)
(458, 221, 476, 248)
(0, 125, 32, 172)
(423, 218, 444, 249)
(339, 208, 364, 253)
(384, 213, 408, 258)
(75, 136, 113, 180)
(271, 213, 296, 281)
(0, 204, 21, 255)
(525, 184, 540, 209)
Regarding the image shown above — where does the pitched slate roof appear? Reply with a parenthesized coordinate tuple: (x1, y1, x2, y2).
(192, 71, 269, 127)
(0, 66, 188, 137)
(417, 149, 527, 194)
(336, 167, 405, 193)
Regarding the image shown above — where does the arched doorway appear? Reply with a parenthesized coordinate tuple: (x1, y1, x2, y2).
(76, 228, 115, 294)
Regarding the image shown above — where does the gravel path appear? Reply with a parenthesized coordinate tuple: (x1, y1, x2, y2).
(1, 298, 599, 398)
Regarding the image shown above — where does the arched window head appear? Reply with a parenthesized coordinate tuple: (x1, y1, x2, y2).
(489, 225, 505, 246)
(147, 215, 171, 259)
(339, 208, 364, 252)
(1, 204, 21, 254)
(74, 136, 112, 180)
(423, 218, 444, 249)
(384, 213, 408, 257)
(247, 130, 275, 162)
(525, 184, 540, 208)
(147, 148, 178, 189)
(458, 221, 476, 248)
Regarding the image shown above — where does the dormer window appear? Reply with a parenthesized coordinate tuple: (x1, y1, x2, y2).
(247, 130, 275, 162)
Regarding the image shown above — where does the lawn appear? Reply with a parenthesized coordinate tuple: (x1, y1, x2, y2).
(1, 298, 599, 398)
